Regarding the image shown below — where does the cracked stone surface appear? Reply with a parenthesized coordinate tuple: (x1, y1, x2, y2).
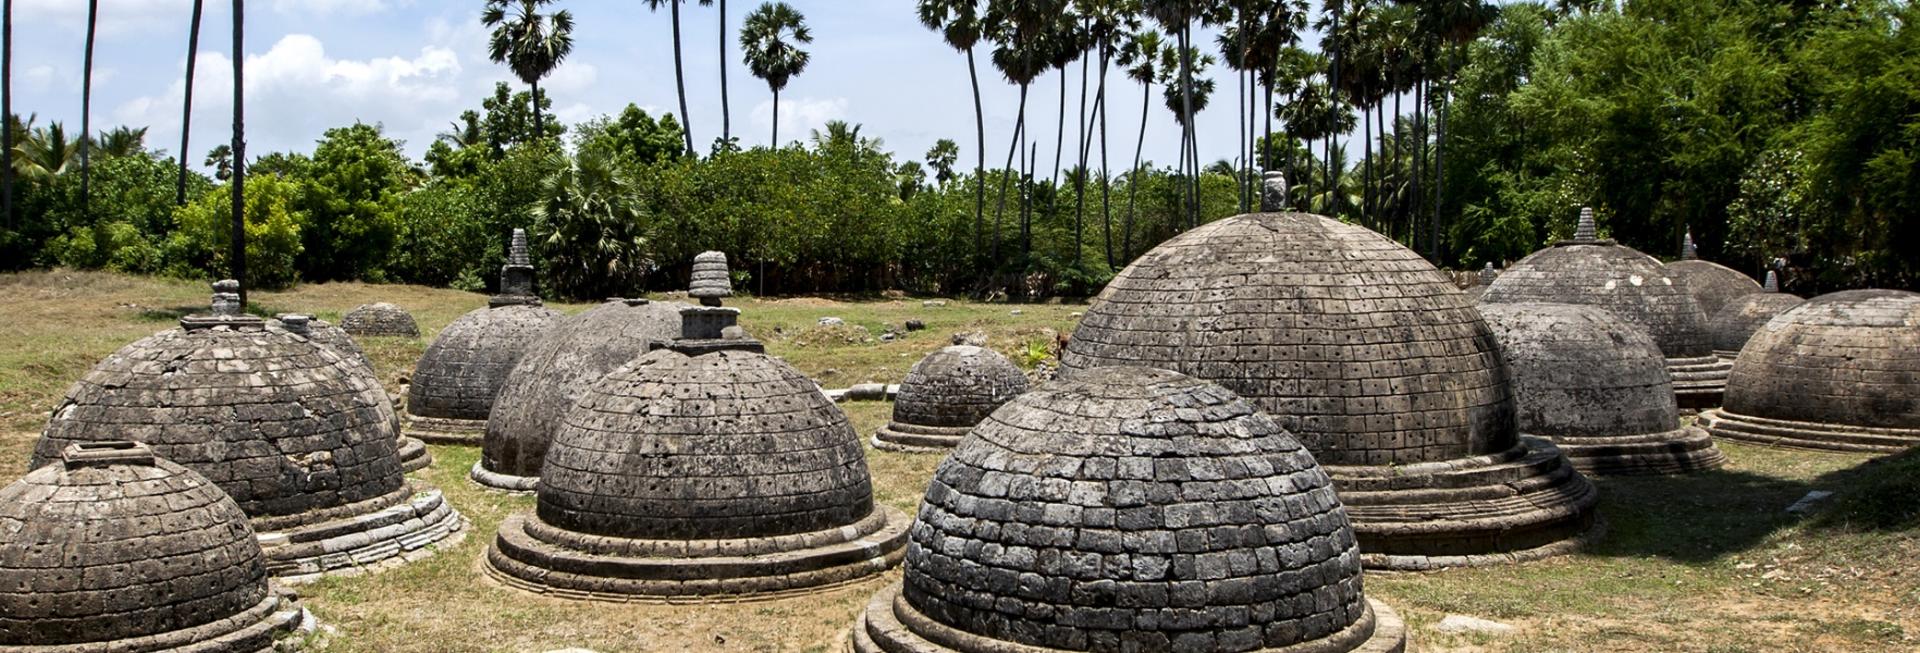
(1708, 291, 1806, 357)
(340, 303, 420, 338)
(480, 299, 686, 483)
(1667, 259, 1763, 317)
(0, 442, 297, 649)
(407, 303, 562, 421)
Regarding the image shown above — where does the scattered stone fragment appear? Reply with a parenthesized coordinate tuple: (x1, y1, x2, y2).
(921, 300, 947, 307)
(950, 331, 986, 347)
(903, 319, 925, 331)
(819, 316, 844, 326)
(405, 230, 563, 444)
(1436, 615, 1518, 635)
(341, 302, 420, 338)
(846, 383, 889, 400)
(1786, 490, 1836, 515)
(872, 345, 1028, 452)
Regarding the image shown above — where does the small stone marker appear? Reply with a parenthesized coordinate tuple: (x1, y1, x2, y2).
(1436, 615, 1517, 635)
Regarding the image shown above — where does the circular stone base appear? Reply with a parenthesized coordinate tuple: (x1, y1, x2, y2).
(1668, 355, 1731, 410)
(1699, 408, 1920, 454)
(485, 505, 911, 603)
(403, 410, 487, 445)
(849, 582, 1406, 653)
(872, 422, 973, 453)
(1, 592, 304, 653)
(396, 436, 433, 473)
(468, 460, 539, 493)
(1544, 426, 1728, 476)
(257, 483, 466, 580)
(1328, 437, 1601, 571)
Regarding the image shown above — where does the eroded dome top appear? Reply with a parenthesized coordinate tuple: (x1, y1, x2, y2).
(1708, 292, 1806, 355)
(1478, 302, 1680, 436)
(1725, 289, 1920, 428)
(407, 302, 562, 420)
(1667, 259, 1763, 317)
(340, 302, 419, 338)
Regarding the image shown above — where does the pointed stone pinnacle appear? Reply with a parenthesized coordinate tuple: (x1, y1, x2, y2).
(1682, 228, 1698, 260)
(508, 228, 531, 267)
(1574, 207, 1597, 242)
(1764, 269, 1779, 292)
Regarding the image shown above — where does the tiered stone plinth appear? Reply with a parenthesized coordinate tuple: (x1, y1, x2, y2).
(872, 422, 975, 452)
(1547, 428, 1725, 475)
(1668, 355, 1733, 410)
(1699, 410, 1920, 454)
(872, 344, 1028, 453)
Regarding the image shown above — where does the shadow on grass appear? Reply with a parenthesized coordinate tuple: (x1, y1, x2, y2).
(1805, 447, 1920, 533)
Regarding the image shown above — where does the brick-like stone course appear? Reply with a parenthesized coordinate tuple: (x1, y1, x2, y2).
(405, 303, 561, 428)
(1708, 291, 1806, 359)
(275, 315, 430, 473)
(341, 302, 421, 338)
(873, 345, 1029, 452)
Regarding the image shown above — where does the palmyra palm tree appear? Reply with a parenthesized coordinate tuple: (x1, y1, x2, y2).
(917, 0, 988, 260)
(1074, 0, 1136, 269)
(230, 0, 246, 304)
(79, 0, 97, 220)
(986, 0, 1052, 263)
(698, 0, 731, 146)
(177, 0, 204, 205)
(643, 0, 696, 154)
(739, 2, 811, 148)
(482, 0, 575, 143)
(1141, 0, 1205, 227)
(1117, 29, 1163, 260)
(95, 126, 147, 157)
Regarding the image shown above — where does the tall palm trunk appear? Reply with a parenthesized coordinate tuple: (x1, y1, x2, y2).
(1235, 66, 1246, 212)
(531, 79, 544, 138)
(671, 0, 694, 154)
(967, 47, 985, 264)
(992, 83, 1031, 264)
(1071, 52, 1090, 270)
(1124, 79, 1148, 261)
(1051, 65, 1069, 187)
(718, 0, 729, 143)
(230, 0, 246, 306)
(1095, 51, 1112, 269)
(2, 0, 12, 227)
(1176, 26, 1197, 228)
(770, 86, 779, 147)
(1361, 98, 1371, 229)
(177, 0, 204, 205)
(80, 0, 97, 220)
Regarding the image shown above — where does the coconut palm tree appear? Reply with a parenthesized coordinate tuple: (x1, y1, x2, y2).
(1117, 29, 1163, 259)
(230, 0, 246, 305)
(12, 119, 78, 183)
(739, 2, 811, 148)
(643, 0, 696, 155)
(986, 0, 1053, 264)
(917, 0, 989, 260)
(95, 126, 147, 157)
(482, 0, 575, 143)
(698, 0, 731, 145)
(177, 0, 204, 205)
(79, 0, 97, 220)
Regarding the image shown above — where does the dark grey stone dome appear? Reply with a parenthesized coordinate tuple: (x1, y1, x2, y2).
(0, 442, 294, 649)
(854, 367, 1405, 653)
(1708, 292, 1806, 357)
(1478, 303, 1725, 475)
(342, 302, 419, 338)
(407, 302, 561, 422)
(1703, 290, 1920, 452)
(477, 299, 686, 488)
(1062, 211, 1518, 467)
(872, 344, 1029, 451)
(1667, 259, 1763, 317)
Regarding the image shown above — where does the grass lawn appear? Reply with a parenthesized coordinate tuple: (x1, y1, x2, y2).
(0, 269, 1914, 652)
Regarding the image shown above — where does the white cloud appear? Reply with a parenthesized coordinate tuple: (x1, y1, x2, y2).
(25, 66, 57, 93)
(750, 96, 848, 145)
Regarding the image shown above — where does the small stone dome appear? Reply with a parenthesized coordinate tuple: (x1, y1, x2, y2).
(850, 367, 1405, 653)
(341, 302, 420, 338)
(0, 442, 299, 649)
(1478, 303, 1725, 475)
(871, 344, 1029, 452)
(1668, 259, 1763, 317)
(487, 321, 909, 599)
(1708, 285, 1806, 358)
(404, 302, 561, 440)
(1701, 289, 1920, 452)
(475, 298, 686, 491)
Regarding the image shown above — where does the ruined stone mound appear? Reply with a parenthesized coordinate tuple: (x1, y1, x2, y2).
(0, 441, 302, 651)
(1667, 260, 1763, 317)
(341, 302, 420, 338)
(404, 302, 561, 443)
(849, 367, 1406, 653)
(871, 344, 1029, 452)
(274, 314, 430, 473)
(474, 298, 686, 492)
(486, 346, 908, 600)
(36, 286, 463, 578)
(1061, 211, 1598, 570)
(1708, 280, 1806, 360)
(1478, 302, 1726, 475)
(1483, 210, 1730, 408)
(1701, 289, 1920, 453)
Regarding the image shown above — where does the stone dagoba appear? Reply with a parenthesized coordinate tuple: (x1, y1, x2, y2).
(1059, 181, 1597, 570)
(689, 250, 733, 306)
(1482, 208, 1732, 409)
(1700, 289, 1920, 453)
(1667, 229, 1764, 317)
(848, 367, 1407, 652)
(274, 314, 431, 473)
(486, 305, 909, 600)
(871, 339, 1030, 452)
(341, 302, 420, 338)
(1478, 302, 1726, 475)
(474, 297, 685, 491)
(35, 281, 463, 578)
(1708, 270, 1806, 360)
(404, 229, 562, 443)
(0, 441, 302, 651)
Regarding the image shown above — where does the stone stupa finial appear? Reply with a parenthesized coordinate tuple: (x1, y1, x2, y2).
(492, 229, 540, 307)
(1681, 228, 1698, 260)
(1764, 269, 1779, 293)
(211, 279, 242, 316)
(657, 304, 762, 356)
(688, 251, 733, 307)
(1574, 207, 1598, 242)
(1260, 171, 1289, 212)
(1479, 261, 1499, 285)
(183, 279, 263, 331)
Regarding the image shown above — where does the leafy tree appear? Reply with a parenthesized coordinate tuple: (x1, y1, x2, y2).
(482, 0, 575, 140)
(294, 123, 414, 281)
(168, 174, 306, 289)
(740, 2, 813, 147)
(532, 146, 654, 299)
(574, 104, 687, 167)
(926, 139, 960, 185)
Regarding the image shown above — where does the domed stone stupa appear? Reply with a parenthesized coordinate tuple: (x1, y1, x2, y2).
(848, 367, 1406, 653)
(274, 314, 431, 473)
(0, 441, 301, 651)
(1708, 271, 1806, 360)
(1700, 289, 1920, 452)
(341, 302, 420, 338)
(486, 306, 908, 600)
(1478, 302, 1726, 475)
(1667, 230, 1764, 317)
(474, 298, 686, 492)
(405, 229, 562, 443)
(871, 340, 1029, 452)
(1060, 194, 1597, 570)
(1482, 208, 1732, 408)
(35, 282, 464, 578)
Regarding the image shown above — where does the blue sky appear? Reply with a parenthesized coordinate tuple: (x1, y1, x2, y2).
(9, 0, 1292, 174)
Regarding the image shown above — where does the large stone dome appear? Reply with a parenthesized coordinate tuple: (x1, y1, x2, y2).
(850, 367, 1405, 653)
(1667, 260, 1762, 317)
(1701, 289, 1920, 452)
(871, 343, 1029, 452)
(475, 298, 686, 491)
(0, 441, 299, 650)
(1707, 275, 1805, 359)
(1060, 211, 1597, 570)
(487, 320, 908, 600)
(274, 314, 430, 473)
(1478, 303, 1725, 475)
(404, 302, 561, 442)
(1482, 209, 1730, 407)
(341, 302, 420, 338)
